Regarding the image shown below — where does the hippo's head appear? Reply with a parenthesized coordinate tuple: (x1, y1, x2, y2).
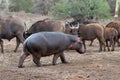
(74, 41, 85, 54)
(69, 38, 85, 54)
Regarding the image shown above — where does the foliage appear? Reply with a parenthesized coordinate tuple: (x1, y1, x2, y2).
(32, 0, 60, 15)
(0, 0, 10, 10)
(9, 0, 33, 12)
(50, 0, 111, 20)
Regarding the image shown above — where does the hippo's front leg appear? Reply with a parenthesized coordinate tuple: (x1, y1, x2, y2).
(60, 52, 68, 64)
(18, 52, 30, 68)
(52, 53, 62, 65)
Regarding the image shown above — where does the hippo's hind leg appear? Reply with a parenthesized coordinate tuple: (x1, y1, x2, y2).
(60, 52, 68, 64)
(32, 54, 41, 67)
(18, 52, 30, 68)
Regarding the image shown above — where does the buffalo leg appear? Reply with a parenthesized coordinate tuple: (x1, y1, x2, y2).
(17, 33, 25, 43)
(18, 52, 30, 68)
(32, 54, 41, 67)
(60, 52, 68, 64)
(98, 37, 106, 52)
(14, 38, 21, 52)
(82, 40, 86, 50)
(0, 40, 4, 53)
(52, 53, 61, 65)
(89, 40, 94, 46)
(106, 40, 110, 51)
(98, 42, 101, 51)
(111, 39, 115, 51)
(117, 37, 120, 46)
(14, 33, 25, 52)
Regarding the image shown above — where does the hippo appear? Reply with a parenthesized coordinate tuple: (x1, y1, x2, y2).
(18, 32, 85, 68)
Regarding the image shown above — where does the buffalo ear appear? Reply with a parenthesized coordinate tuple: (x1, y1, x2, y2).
(23, 31, 29, 39)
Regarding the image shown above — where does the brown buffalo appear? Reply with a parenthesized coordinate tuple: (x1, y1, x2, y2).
(77, 23, 106, 52)
(23, 19, 70, 38)
(0, 16, 25, 53)
(106, 21, 120, 46)
(104, 27, 118, 51)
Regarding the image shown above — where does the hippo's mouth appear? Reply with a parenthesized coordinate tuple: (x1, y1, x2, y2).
(76, 49, 85, 54)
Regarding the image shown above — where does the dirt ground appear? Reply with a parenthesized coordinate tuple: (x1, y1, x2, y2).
(0, 11, 120, 80)
(0, 39, 120, 80)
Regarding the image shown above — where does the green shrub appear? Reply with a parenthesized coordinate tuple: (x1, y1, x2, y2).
(50, 0, 111, 20)
(9, 0, 33, 12)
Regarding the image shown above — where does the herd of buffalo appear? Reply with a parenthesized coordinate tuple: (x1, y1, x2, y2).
(0, 16, 120, 68)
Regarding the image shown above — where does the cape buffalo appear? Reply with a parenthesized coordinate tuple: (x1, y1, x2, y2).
(104, 27, 118, 51)
(18, 32, 85, 68)
(23, 19, 69, 38)
(106, 21, 120, 46)
(0, 17, 25, 53)
(77, 23, 106, 52)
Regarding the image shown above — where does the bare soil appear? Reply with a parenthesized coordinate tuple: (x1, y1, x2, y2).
(0, 11, 120, 80)
(0, 39, 120, 80)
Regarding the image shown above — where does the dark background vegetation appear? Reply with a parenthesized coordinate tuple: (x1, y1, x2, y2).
(0, 0, 117, 21)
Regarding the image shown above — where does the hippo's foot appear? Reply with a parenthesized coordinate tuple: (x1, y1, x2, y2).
(18, 65, 25, 68)
(33, 60, 41, 67)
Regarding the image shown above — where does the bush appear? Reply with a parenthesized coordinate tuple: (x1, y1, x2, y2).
(9, 0, 33, 12)
(50, 0, 111, 20)
(32, 0, 60, 15)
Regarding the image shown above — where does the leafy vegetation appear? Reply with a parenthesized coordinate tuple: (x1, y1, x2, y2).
(9, 0, 33, 12)
(50, 0, 111, 20)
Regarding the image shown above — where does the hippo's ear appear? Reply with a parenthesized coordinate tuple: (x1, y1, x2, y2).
(76, 37, 83, 42)
(76, 38, 81, 42)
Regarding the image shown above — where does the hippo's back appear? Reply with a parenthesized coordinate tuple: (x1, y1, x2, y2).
(23, 32, 71, 55)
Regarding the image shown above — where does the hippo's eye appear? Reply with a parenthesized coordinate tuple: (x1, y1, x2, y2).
(78, 42, 83, 46)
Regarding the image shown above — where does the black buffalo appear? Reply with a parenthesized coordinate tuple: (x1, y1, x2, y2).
(65, 20, 97, 35)
(0, 17, 25, 53)
(18, 32, 85, 68)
